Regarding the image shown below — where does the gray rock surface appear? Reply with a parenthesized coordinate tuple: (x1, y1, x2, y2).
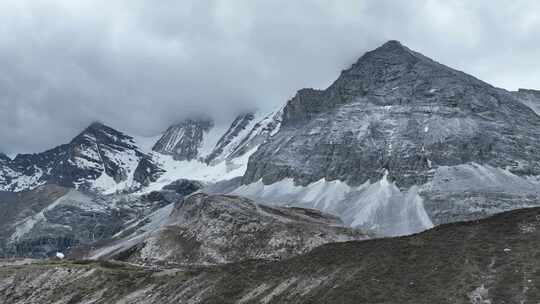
(0, 153, 10, 164)
(205, 113, 255, 164)
(0, 185, 170, 258)
(152, 119, 213, 161)
(208, 110, 283, 164)
(162, 178, 204, 196)
(514, 88, 540, 116)
(90, 193, 367, 266)
(242, 40, 540, 225)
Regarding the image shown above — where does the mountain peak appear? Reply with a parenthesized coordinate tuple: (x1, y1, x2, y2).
(81, 121, 124, 136)
(354, 40, 423, 66)
(71, 121, 134, 148)
(85, 121, 111, 132)
(337, 39, 471, 89)
(152, 118, 215, 161)
(89, 121, 104, 127)
(379, 40, 405, 50)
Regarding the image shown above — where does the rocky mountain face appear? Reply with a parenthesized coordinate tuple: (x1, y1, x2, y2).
(0, 184, 177, 258)
(2, 206, 540, 303)
(152, 119, 214, 161)
(204, 113, 256, 163)
(0, 154, 15, 188)
(222, 110, 283, 161)
(0, 123, 163, 193)
(0, 185, 69, 257)
(0, 153, 9, 164)
(0, 109, 286, 258)
(151, 111, 282, 166)
(245, 41, 540, 186)
(514, 88, 540, 115)
(88, 193, 366, 266)
(205, 111, 283, 165)
(240, 40, 540, 234)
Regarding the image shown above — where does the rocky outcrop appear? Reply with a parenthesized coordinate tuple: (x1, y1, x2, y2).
(152, 119, 214, 161)
(89, 193, 366, 266)
(161, 179, 204, 196)
(242, 40, 540, 227)
(0, 154, 16, 188)
(223, 110, 283, 161)
(2, 206, 540, 303)
(205, 113, 256, 164)
(514, 88, 540, 116)
(133, 155, 165, 187)
(203, 110, 284, 165)
(151, 111, 283, 167)
(0, 153, 10, 164)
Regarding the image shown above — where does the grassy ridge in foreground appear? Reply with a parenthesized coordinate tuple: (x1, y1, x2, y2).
(1, 207, 540, 303)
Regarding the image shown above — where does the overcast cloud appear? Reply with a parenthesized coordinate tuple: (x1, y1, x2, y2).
(0, 0, 539, 155)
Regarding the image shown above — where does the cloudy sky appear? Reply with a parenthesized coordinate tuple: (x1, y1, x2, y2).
(0, 0, 539, 155)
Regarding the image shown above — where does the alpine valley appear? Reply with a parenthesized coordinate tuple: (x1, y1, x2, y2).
(1, 41, 540, 303)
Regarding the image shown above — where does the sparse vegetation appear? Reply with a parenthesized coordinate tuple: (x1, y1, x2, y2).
(1, 207, 539, 303)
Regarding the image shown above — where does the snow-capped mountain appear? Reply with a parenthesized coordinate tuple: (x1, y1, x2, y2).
(204, 113, 257, 164)
(130, 110, 281, 194)
(204, 110, 282, 164)
(239, 40, 540, 236)
(0, 110, 283, 194)
(2, 40, 540, 250)
(212, 110, 283, 163)
(152, 119, 215, 161)
(0, 122, 163, 193)
(150, 111, 282, 166)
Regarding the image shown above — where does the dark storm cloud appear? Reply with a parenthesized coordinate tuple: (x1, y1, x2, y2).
(0, 0, 539, 155)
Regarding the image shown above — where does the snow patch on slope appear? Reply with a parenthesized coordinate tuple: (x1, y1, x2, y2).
(199, 124, 229, 158)
(209, 109, 283, 164)
(82, 146, 142, 194)
(4, 166, 46, 192)
(132, 110, 282, 193)
(522, 100, 540, 116)
(133, 135, 162, 154)
(207, 115, 260, 164)
(140, 146, 258, 193)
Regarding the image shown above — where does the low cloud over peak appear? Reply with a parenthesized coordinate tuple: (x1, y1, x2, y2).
(0, 0, 539, 154)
